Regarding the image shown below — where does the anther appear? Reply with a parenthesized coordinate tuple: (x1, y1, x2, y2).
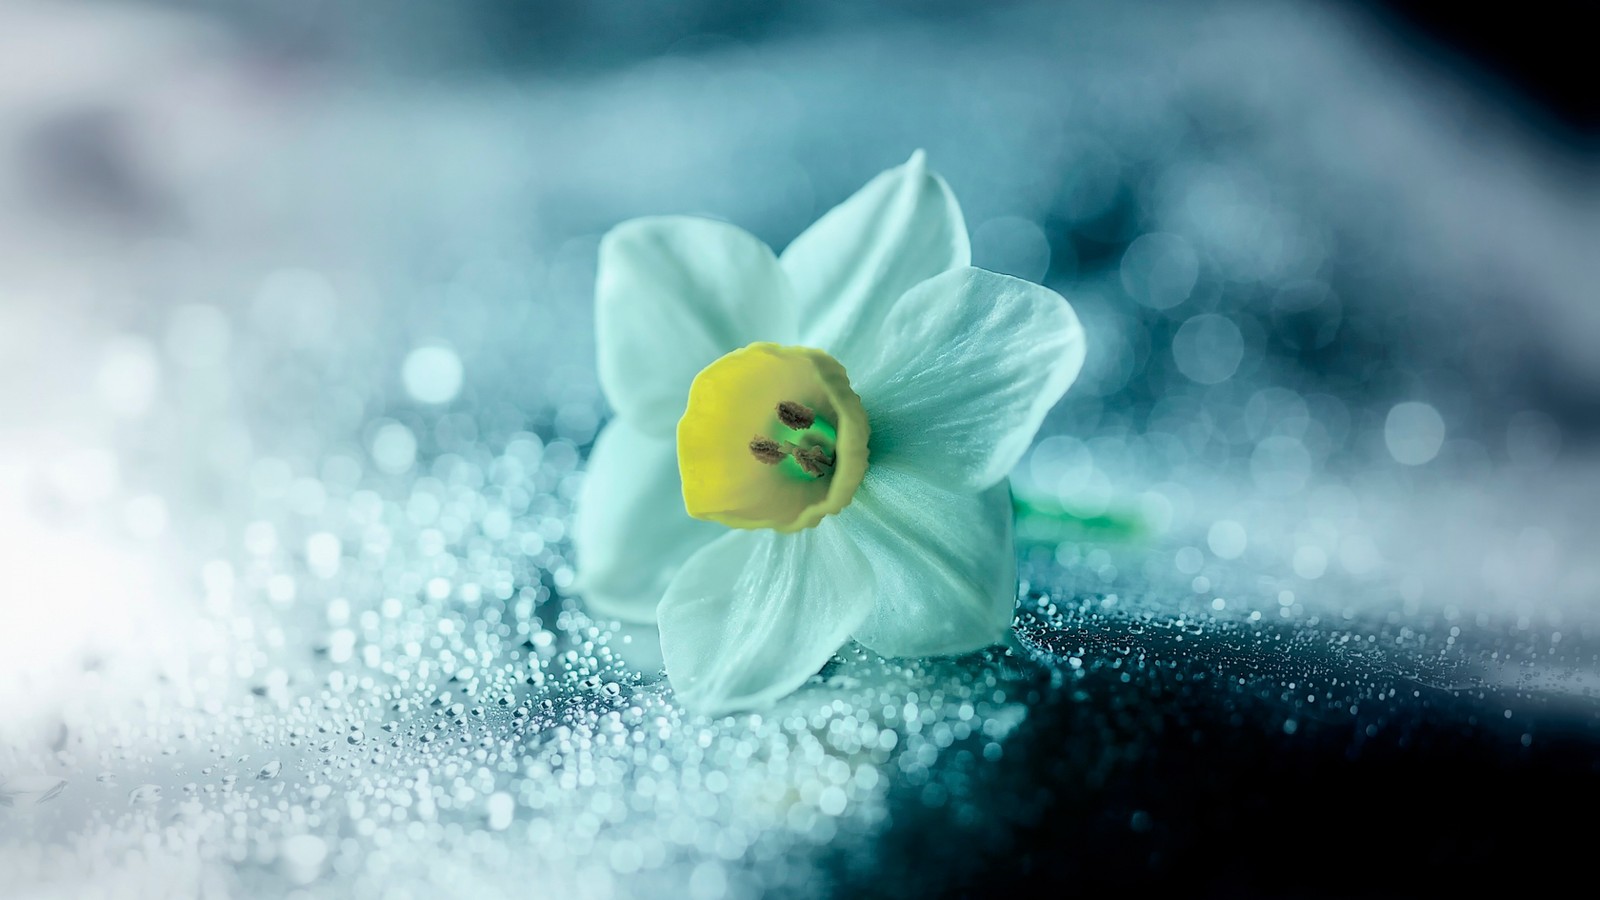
(791, 445, 834, 478)
(749, 436, 786, 465)
(776, 400, 816, 430)
(749, 435, 835, 478)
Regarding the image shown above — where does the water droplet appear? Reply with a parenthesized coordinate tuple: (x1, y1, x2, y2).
(37, 779, 66, 803)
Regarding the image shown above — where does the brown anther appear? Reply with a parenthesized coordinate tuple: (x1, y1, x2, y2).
(776, 400, 816, 430)
(749, 436, 786, 465)
(791, 445, 835, 478)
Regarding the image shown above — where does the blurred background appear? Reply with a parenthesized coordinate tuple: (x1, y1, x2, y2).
(2, 1, 1596, 897)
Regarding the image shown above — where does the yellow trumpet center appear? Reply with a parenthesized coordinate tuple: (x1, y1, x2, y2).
(677, 343, 870, 532)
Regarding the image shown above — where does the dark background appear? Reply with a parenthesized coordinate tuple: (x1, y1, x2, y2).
(152, 0, 1599, 143)
(1366, 1, 1598, 139)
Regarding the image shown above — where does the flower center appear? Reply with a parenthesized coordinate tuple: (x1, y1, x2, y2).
(677, 343, 870, 532)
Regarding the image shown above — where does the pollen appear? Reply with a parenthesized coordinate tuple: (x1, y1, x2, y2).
(776, 400, 816, 430)
(791, 445, 834, 478)
(748, 436, 786, 465)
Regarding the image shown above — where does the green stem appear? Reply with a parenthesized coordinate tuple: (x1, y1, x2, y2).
(1010, 488, 1146, 543)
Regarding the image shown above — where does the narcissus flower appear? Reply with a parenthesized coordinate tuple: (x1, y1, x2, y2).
(575, 152, 1085, 714)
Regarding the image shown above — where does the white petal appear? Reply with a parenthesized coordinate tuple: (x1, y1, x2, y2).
(573, 420, 722, 624)
(836, 466, 1017, 658)
(851, 267, 1085, 492)
(658, 523, 874, 715)
(596, 216, 797, 437)
(782, 151, 969, 372)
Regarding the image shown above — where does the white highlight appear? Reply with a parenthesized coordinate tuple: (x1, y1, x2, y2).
(402, 345, 464, 405)
(1385, 402, 1445, 466)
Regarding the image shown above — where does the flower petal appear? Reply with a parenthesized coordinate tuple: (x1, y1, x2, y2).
(851, 267, 1085, 492)
(573, 420, 723, 624)
(597, 216, 797, 437)
(782, 151, 969, 372)
(835, 465, 1017, 658)
(658, 523, 873, 715)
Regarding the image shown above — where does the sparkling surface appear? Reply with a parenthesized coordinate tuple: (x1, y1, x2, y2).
(2, 0, 1597, 897)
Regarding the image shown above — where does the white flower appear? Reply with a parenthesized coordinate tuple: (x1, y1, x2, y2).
(575, 152, 1086, 714)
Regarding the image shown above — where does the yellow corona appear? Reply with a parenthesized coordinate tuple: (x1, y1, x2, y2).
(677, 343, 870, 532)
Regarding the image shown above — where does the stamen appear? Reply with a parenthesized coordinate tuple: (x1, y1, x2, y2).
(791, 445, 834, 478)
(749, 436, 786, 465)
(749, 434, 835, 478)
(776, 400, 816, 430)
